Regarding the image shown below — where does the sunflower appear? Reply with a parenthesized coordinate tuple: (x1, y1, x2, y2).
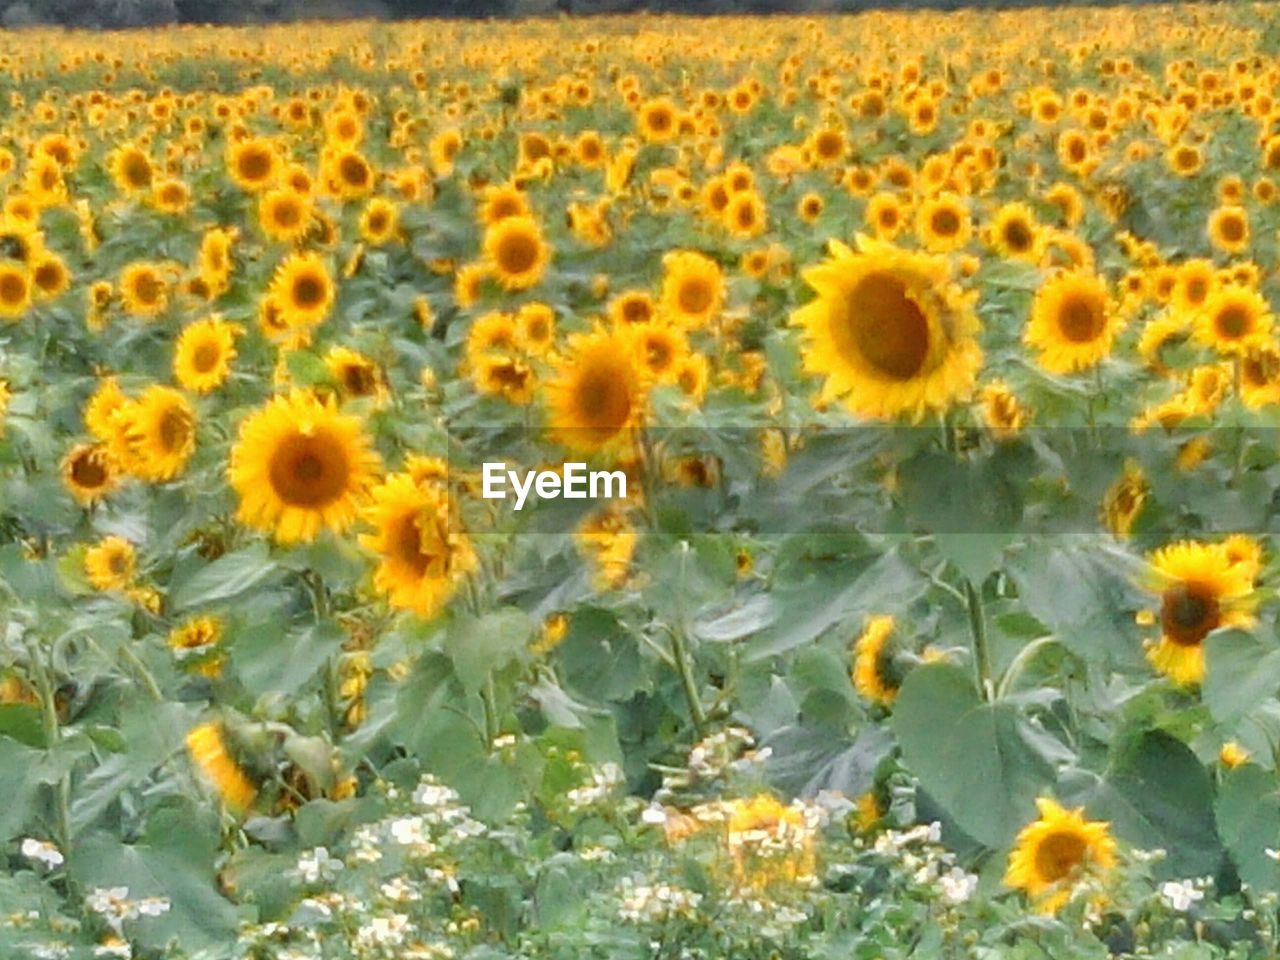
(268, 253, 334, 329)
(359, 197, 400, 246)
(31, 253, 69, 301)
(482, 216, 550, 291)
(865, 191, 905, 240)
(84, 376, 128, 441)
(660, 250, 724, 328)
(1240, 342, 1280, 409)
(636, 322, 689, 382)
(186, 722, 257, 813)
(358, 472, 477, 619)
(1173, 258, 1216, 315)
(0, 263, 32, 320)
(1139, 540, 1256, 685)
(1024, 271, 1119, 374)
(637, 97, 679, 143)
(325, 346, 388, 404)
(1194, 285, 1272, 356)
(478, 183, 530, 226)
(986, 202, 1043, 262)
(610, 289, 657, 327)
(1207, 205, 1250, 254)
(852, 614, 904, 706)
(723, 191, 767, 239)
(473, 353, 536, 405)
(226, 137, 279, 192)
(197, 227, 236, 294)
(119, 261, 171, 319)
(84, 535, 136, 591)
(108, 142, 153, 194)
(516, 302, 556, 355)
(61, 443, 118, 506)
(1004, 798, 1117, 914)
(115, 385, 197, 482)
(545, 327, 648, 453)
(916, 192, 972, 253)
(150, 178, 191, 215)
(979, 380, 1028, 439)
(228, 391, 381, 544)
(1101, 460, 1147, 537)
(169, 616, 224, 678)
(173, 317, 238, 394)
(258, 188, 312, 243)
(324, 148, 375, 200)
(791, 235, 982, 421)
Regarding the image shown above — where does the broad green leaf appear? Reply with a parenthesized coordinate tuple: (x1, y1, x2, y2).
(892, 663, 1059, 848)
(445, 608, 533, 694)
(170, 542, 278, 611)
(1216, 764, 1280, 893)
(1203, 629, 1280, 726)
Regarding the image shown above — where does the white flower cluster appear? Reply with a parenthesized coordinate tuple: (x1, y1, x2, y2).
(294, 846, 345, 885)
(566, 762, 625, 811)
(869, 822, 979, 906)
(617, 877, 704, 922)
(1159, 878, 1209, 912)
(84, 887, 171, 934)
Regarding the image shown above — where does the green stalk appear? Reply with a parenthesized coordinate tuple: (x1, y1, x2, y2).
(25, 635, 71, 852)
(965, 578, 993, 701)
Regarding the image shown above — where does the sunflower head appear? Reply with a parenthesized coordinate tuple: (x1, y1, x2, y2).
(1024, 271, 1118, 375)
(482, 215, 550, 291)
(792, 235, 982, 422)
(545, 327, 648, 454)
(174, 317, 238, 394)
(62, 443, 118, 506)
(660, 250, 724, 328)
(1195, 285, 1272, 357)
(1140, 540, 1256, 685)
(268, 252, 334, 330)
(228, 390, 381, 544)
(1005, 797, 1117, 914)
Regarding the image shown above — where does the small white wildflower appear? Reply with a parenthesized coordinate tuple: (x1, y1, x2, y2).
(20, 838, 64, 870)
(294, 847, 344, 885)
(939, 867, 978, 905)
(92, 943, 130, 959)
(1159, 880, 1204, 912)
(135, 897, 171, 918)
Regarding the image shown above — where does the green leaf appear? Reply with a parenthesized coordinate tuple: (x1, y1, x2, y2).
(445, 608, 533, 694)
(170, 542, 278, 611)
(1060, 731, 1221, 877)
(72, 802, 240, 950)
(1216, 764, 1280, 893)
(892, 663, 1059, 848)
(1203, 629, 1280, 725)
(232, 620, 345, 697)
(1004, 542, 1145, 666)
(0, 736, 41, 842)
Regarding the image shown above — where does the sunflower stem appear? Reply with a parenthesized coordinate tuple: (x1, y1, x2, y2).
(25, 632, 72, 855)
(965, 578, 994, 701)
(670, 542, 706, 736)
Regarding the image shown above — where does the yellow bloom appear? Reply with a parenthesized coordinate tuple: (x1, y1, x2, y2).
(852, 614, 901, 706)
(186, 722, 257, 813)
(173, 317, 238, 394)
(545, 327, 647, 454)
(84, 536, 136, 592)
(1005, 797, 1117, 914)
(1024, 271, 1119, 375)
(792, 235, 982, 421)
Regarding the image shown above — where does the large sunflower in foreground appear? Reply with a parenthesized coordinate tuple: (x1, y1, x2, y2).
(358, 472, 476, 619)
(1024, 271, 1119, 374)
(228, 391, 381, 543)
(1005, 797, 1116, 914)
(791, 236, 982, 421)
(545, 327, 648, 453)
(1138, 539, 1256, 686)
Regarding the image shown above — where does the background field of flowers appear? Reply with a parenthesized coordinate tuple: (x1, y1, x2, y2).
(4, 6, 1280, 958)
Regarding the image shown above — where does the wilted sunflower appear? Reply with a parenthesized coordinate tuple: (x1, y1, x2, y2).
(482, 215, 550, 291)
(358, 472, 477, 619)
(84, 535, 136, 591)
(173, 317, 238, 394)
(660, 250, 724, 328)
(1004, 798, 1116, 914)
(268, 252, 334, 329)
(1194, 285, 1272, 356)
(1139, 540, 1256, 685)
(228, 391, 381, 543)
(325, 346, 388, 405)
(852, 614, 904, 706)
(115, 386, 197, 482)
(791, 235, 982, 421)
(61, 443, 118, 506)
(1101, 461, 1148, 537)
(545, 327, 648, 453)
(1024, 271, 1119, 374)
(186, 722, 257, 813)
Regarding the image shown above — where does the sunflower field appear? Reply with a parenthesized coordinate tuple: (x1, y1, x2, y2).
(12, 5, 1280, 958)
